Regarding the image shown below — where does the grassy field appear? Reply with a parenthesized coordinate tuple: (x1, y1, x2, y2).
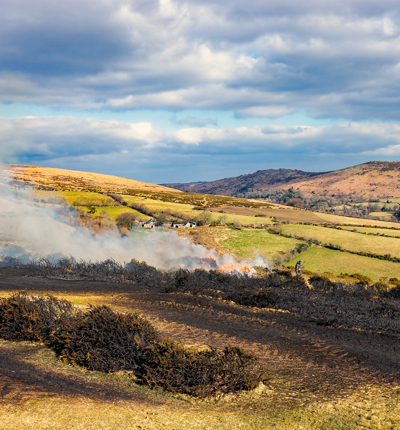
(210, 228, 302, 262)
(341, 226, 400, 237)
(281, 224, 400, 258)
(119, 195, 272, 225)
(31, 190, 114, 206)
(368, 211, 394, 218)
(316, 212, 400, 227)
(286, 247, 400, 280)
(9, 164, 175, 193)
(95, 207, 149, 220)
(14, 180, 400, 282)
(1, 338, 399, 430)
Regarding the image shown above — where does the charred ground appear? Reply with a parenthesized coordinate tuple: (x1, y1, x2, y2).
(0, 262, 399, 415)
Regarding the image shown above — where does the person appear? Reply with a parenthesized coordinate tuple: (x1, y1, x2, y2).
(295, 260, 302, 276)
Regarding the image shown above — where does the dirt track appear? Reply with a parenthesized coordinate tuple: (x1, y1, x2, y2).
(0, 267, 399, 405)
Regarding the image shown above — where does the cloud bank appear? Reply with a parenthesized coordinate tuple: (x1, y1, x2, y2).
(1, 0, 400, 121)
(1, 116, 400, 182)
(1, 0, 400, 181)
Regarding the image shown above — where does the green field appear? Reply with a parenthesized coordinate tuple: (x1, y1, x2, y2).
(120, 195, 272, 225)
(31, 190, 111, 205)
(341, 226, 400, 237)
(211, 229, 302, 262)
(281, 224, 400, 258)
(286, 247, 400, 280)
(315, 212, 400, 227)
(95, 207, 149, 220)
(24, 188, 400, 280)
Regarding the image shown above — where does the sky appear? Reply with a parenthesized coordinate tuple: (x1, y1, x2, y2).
(1, 0, 400, 183)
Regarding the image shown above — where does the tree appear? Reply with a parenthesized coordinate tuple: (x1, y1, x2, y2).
(116, 212, 138, 230)
(286, 198, 305, 209)
(196, 211, 213, 226)
(393, 209, 400, 221)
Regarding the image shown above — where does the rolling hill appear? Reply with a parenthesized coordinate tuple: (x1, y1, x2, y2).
(1, 164, 178, 193)
(166, 161, 400, 199)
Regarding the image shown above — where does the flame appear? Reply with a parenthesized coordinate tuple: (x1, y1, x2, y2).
(218, 261, 253, 274)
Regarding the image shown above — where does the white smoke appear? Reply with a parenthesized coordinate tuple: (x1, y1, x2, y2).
(0, 167, 268, 271)
(0, 182, 203, 267)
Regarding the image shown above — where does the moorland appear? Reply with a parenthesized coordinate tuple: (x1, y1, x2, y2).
(0, 164, 400, 429)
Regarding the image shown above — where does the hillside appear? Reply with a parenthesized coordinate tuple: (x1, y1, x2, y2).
(2, 163, 400, 280)
(167, 161, 400, 199)
(2, 164, 178, 193)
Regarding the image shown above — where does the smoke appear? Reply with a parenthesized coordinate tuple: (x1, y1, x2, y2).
(0, 168, 268, 271)
(0, 181, 206, 267)
(0, 125, 268, 270)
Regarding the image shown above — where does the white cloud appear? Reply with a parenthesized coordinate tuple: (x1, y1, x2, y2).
(2, 115, 400, 181)
(236, 106, 296, 118)
(1, 0, 400, 121)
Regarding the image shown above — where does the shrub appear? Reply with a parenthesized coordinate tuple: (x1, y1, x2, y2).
(72, 196, 115, 207)
(129, 203, 154, 217)
(384, 285, 400, 299)
(116, 212, 138, 230)
(0, 293, 74, 342)
(286, 198, 305, 209)
(48, 305, 160, 374)
(228, 288, 276, 308)
(308, 275, 337, 292)
(143, 340, 261, 397)
(371, 282, 390, 293)
(196, 211, 213, 226)
(106, 193, 125, 206)
(232, 219, 242, 230)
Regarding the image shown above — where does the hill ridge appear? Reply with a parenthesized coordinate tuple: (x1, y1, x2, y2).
(2, 164, 179, 193)
(165, 161, 400, 199)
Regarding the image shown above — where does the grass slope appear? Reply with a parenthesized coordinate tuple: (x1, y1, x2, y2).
(211, 228, 301, 262)
(8, 164, 177, 193)
(281, 224, 400, 258)
(286, 247, 400, 280)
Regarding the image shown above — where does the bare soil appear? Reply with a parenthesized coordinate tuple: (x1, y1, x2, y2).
(0, 266, 398, 407)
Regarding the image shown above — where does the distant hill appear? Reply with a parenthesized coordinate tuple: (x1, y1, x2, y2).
(165, 161, 400, 199)
(2, 164, 179, 193)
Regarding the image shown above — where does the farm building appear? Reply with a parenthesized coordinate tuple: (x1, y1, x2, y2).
(171, 221, 197, 229)
(140, 218, 156, 229)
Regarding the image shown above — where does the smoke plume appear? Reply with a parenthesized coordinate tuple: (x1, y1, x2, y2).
(0, 167, 267, 271)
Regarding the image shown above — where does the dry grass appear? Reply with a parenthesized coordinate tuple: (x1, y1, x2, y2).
(209, 205, 326, 224)
(1, 286, 400, 429)
(7, 164, 177, 193)
(316, 212, 400, 227)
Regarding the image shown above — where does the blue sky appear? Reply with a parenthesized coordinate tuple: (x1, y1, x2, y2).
(1, 0, 400, 183)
